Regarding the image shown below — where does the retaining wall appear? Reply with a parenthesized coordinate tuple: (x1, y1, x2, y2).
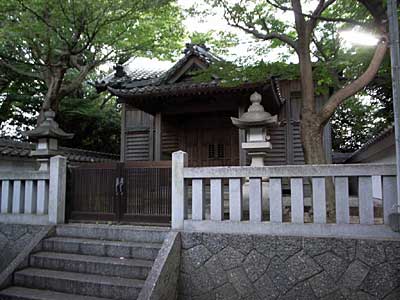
(178, 232, 400, 300)
(0, 224, 44, 271)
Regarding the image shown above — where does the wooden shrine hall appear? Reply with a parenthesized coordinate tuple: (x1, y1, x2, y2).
(97, 44, 332, 167)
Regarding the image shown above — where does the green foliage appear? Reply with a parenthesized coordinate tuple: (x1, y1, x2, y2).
(192, 60, 299, 85)
(331, 97, 381, 152)
(200, 0, 393, 153)
(0, 0, 185, 65)
(0, 0, 184, 152)
(189, 31, 239, 55)
(57, 92, 120, 154)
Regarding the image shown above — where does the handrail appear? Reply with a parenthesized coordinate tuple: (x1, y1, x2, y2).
(184, 163, 396, 178)
(0, 171, 49, 180)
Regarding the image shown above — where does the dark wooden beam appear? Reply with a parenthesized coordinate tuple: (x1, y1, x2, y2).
(155, 113, 162, 161)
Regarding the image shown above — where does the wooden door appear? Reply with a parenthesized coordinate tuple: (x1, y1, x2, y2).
(67, 162, 171, 224)
(180, 126, 239, 167)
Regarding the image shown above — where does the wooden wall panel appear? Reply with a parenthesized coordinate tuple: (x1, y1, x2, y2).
(125, 130, 150, 161)
(125, 107, 153, 129)
(292, 124, 305, 164)
(265, 126, 287, 165)
(162, 123, 179, 157)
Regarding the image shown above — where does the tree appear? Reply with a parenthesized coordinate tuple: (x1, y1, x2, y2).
(199, 0, 389, 217)
(0, 0, 184, 123)
(57, 87, 121, 154)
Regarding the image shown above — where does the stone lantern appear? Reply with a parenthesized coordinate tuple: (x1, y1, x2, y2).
(231, 92, 278, 166)
(23, 110, 73, 171)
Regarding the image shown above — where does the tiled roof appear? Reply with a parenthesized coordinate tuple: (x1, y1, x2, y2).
(96, 58, 173, 92)
(0, 139, 119, 163)
(96, 44, 221, 91)
(109, 80, 280, 99)
(345, 125, 395, 162)
(97, 44, 284, 108)
(332, 152, 353, 164)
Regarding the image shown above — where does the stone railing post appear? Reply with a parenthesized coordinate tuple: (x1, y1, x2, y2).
(49, 155, 67, 224)
(172, 151, 188, 230)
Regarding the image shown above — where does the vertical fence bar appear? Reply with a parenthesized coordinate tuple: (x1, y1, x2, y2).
(210, 179, 224, 221)
(36, 180, 48, 215)
(383, 176, 397, 224)
(359, 176, 374, 224)
(249, 178, 262, 222)
(312, 177, 326, 224)
(24, 180, 36, 214)
(172, 151, 187, 229)
(229, 178, 243, 221)
(291, 178, 304, 223)
(1, 180, 12, 213)
(12, 180, 23, 213)
(269, 178, 282, 223)
(335, 177, 349, 224)
(192, 179, 205, 220)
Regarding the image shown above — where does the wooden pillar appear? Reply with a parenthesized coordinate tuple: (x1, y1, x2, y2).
(120, 103, 126, 162)
(238, 105, 246, 166)
(149, 115, 154, 161)
(155, 112, 162, 161)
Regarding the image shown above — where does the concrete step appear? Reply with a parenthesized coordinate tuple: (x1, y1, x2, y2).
(56, 224, 168, 243)
(0, 286, 110, 300)
(42, 236, 162, 260)
(14, 268, 144, 300)
(30, 251, 153, 280)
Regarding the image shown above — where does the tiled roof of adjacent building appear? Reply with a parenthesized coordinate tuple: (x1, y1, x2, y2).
(345, 125, 395, 163)
(0, 138, 119, 163)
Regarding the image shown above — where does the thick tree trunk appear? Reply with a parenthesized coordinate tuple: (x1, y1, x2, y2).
(37, 69, 65, 124)
(301, 113, 336, 221)
(298, 46, 336, 221)
(300, 114, 326, 164)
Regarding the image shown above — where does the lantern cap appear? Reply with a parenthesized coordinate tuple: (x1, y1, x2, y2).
(231, 92, 278, 129)
(23, 110, 74, 140)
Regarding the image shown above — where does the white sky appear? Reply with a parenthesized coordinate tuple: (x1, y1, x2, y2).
(119, 1, 379, 71)
(177, 0, 292, 62)
(178, 1, 378, 63)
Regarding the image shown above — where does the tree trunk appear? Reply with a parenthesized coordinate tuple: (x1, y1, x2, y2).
(298, 47, 336, 222)
(37, 69, 65, 124)
(300, 113, 336, 221)
(300, 114, 326, 164)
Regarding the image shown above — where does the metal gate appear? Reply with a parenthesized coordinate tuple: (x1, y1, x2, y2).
(67, 161, 172, 224)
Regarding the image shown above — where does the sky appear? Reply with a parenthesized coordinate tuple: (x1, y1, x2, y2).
(128, 0, 296, 71)
(177, 0, 292, 62)
(127, 1, 379, 70)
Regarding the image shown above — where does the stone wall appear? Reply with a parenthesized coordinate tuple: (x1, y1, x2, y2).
(0, 224, 44, 271)
(139, 232, 181, 300)
(179, 232, 400, 300)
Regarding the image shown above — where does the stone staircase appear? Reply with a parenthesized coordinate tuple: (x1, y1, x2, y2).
(0, 224, 168, 300)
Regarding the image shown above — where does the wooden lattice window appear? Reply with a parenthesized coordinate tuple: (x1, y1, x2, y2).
(208, 144, 225, 159)
(217, 144, 224, 158)
(208, 144, 215, 159)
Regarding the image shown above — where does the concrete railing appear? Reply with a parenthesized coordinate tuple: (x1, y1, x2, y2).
(0, 156, 67, 225)
(171, 151, 400, 238)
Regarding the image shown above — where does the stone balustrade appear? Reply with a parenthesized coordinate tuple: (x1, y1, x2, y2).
(0, 156, 66, 225)
(172, 151, 400, 238)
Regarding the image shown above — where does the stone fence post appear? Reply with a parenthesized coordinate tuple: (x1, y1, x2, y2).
(49, 156, 67, 224)
(172, 151, 187, 230)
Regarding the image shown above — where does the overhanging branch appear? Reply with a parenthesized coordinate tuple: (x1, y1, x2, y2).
(319, 37, 388, 124)
(0, 60, 42, 80)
